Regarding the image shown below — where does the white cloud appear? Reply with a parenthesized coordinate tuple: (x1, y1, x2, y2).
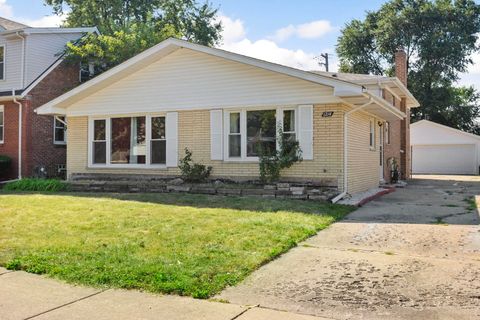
(216, 15, 332, 71)
(0, 0, 13, 18)
(0, 0, 64, 27)
(270, 20, 334, 42)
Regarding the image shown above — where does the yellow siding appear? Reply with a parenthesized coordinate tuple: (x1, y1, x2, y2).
(346, 111, 381, 194)
(67, 104, 345, 185)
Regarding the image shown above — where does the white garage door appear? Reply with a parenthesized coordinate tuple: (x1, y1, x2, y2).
(412, 144, 477, 174)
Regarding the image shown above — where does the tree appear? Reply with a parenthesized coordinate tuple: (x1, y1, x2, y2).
(45, 0, 222, 73)
(336, 0, 480, 133)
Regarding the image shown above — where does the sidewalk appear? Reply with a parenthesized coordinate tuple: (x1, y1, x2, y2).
(0, 267, 331, 320)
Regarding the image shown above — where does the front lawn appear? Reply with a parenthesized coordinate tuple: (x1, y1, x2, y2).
(0, 192, 353, 298)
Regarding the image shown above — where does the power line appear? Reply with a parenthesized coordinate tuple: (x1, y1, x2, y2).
(314, 53, 329, 72)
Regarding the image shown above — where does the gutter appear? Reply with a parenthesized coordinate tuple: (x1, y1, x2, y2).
(12, 90, 22, 179)
(332, 99, 374, 203)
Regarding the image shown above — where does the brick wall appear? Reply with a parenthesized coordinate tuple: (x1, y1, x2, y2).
(0, 61, 80, 179)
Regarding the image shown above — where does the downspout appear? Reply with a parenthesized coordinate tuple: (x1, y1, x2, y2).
(12, 31, 26, 179)
(331, 98, 373, 203)
(13, 92, 22, 179)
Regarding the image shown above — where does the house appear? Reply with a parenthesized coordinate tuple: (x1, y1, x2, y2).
(0, 17, 97, 180)
(36, 38, 419, 195)
(411, 120, 480, 175)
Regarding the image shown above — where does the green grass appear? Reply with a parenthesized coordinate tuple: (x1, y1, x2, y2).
(3, 178, 67, 192)
(0, 192, 353, 298)
(464, 197, 477, 212)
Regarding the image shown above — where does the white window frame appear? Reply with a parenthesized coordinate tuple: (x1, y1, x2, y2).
(87, 113, 168, 169)
(0, 45, 5, 81)
(149, 115, 167, 165)
(369, 118, 376, 150)
(223, 106, 298, 162)
(0, 105, 4, 143)
(53, 116, 67, 145)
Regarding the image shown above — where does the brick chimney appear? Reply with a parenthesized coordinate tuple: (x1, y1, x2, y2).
(395, 48, 407, 86)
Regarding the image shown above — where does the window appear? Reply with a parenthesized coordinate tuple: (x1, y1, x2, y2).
(0, 105, 3, 143)
(92, 119, 106, 164)
(151, 116, 166, 164)
(228, 112, 241, 157)
(226, 107, 297, 160)
(0, 46, 4, 80)
(54, 116, 67, 144)
(246, 109, 276, 157)
(110, 117, 146, 164)
(369, 118, 375, 150)
(90, 115, 169, 167)
(385, 121, 391, 145)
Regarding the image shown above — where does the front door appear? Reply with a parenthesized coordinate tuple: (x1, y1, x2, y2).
(379, 123, 384, 182)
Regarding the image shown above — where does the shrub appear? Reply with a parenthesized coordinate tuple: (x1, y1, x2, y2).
(258, 128, 302, 183)
(0, 155, 11, 174)
(179, 148, 212, 182)
(3, 178, 68, 192)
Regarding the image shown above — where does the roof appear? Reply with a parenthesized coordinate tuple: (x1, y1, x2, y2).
(412, 120, 480, 141)
(309, 71, 391, 82)
(0, 17, 29, 31)
(36, 38, 409, 122)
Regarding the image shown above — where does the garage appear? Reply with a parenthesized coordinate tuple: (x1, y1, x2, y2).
(412, 144, 476, 174)
(411, 120, 480, 175)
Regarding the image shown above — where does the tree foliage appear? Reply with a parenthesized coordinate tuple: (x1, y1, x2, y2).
(45, 0, 222, 73)
(336, 0, 480, 133)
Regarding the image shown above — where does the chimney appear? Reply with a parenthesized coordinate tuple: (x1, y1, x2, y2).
(395, 48, 407, 86)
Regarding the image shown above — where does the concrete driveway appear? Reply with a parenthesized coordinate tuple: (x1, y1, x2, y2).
(218, 176, 480, 320)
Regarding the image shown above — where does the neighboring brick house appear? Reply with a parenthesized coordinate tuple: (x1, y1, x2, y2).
(0, 17, 97, 180)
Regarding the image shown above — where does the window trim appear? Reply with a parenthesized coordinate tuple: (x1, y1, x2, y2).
(369, 118, 376, 150)
(0, 105, 4, 144)
(87, 114, 167, 169)
(0, 45, 5, 81)
(223, 106, 298, 162)
(53, 116, 67, 145)
(385, 121, 391, 145)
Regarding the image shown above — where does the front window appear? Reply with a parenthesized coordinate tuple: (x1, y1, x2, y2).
(54, 116, 67, 144)
(110, 117, 146, 164)
(227, 107, 297, 159)
(0, 46, 4, 80)
(246, 110, 276, 157)
(0, 105, 4, 143)
(91, 115, 167, 166)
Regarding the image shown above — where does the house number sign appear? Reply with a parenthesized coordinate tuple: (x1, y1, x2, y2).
(322, 111, 334, 117)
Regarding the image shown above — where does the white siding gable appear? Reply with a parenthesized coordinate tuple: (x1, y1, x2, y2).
(24, 32, 84, 86)
(0, 37, 23, 92)
(67, 48, 337, 116)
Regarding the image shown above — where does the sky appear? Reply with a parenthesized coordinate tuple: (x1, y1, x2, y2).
(2, 0, 480, 89)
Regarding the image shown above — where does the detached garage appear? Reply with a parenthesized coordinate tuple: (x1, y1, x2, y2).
(411, 120, 480, 175)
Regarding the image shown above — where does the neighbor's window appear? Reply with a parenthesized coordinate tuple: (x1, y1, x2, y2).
(151, 116, 166, 164)
(246, 109, 276, 157)
(54, 116, 67, 144)
(385, 121, 391, 145)
(0, 105, 4, 143)
(111, 117, 146, 164)
(0, 46, 4, 80)
(92, 119, 106, 164)
(228, 112, 241, 157)
(369, 118, 375, 149)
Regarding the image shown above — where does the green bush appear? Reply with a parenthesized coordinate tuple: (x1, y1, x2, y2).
(258, 128, 302, 183)
(0, 155, 11, 174)
(179, 148, 212, 182)
(3, 178, 68, 192)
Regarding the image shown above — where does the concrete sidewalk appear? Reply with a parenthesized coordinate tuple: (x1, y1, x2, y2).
(0, 267, 332, 320)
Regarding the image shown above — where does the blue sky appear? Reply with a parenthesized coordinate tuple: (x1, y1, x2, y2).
(2, 0, 479, 88)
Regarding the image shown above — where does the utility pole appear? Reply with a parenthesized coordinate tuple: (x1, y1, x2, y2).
(315, 53, 329, 72)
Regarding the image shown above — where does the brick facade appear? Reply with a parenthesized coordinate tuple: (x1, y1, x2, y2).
(383, 48, 410, 181)
(0, 61, 79, 180)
